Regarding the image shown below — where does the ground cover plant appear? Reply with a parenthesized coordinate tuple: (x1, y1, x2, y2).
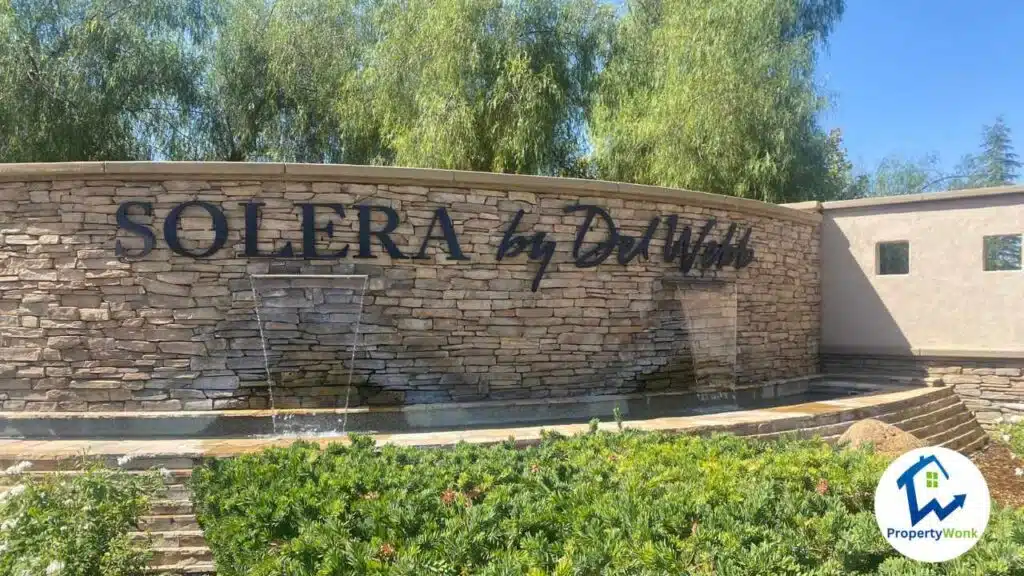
(0, 463, 159, 576)
(996, 417, 1024, 460)
(192, 431, 1024, 575)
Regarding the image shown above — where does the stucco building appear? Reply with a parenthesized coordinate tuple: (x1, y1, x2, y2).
(786, 186, 1023, 426)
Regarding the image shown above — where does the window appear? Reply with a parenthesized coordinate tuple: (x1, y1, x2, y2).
(877, 241, 909, 275)
(983, 234, 1022, 271)
(926, 471, 939, 489)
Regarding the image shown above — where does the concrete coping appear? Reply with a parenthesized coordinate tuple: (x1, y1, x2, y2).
(0, 161, 821, 225)
(821, 346, 1024, 360)
(0, 375, 827, 421)
(781, 184, 1024, 213)
(0, 386, 940, 459)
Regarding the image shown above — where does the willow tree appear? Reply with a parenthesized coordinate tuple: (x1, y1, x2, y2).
(0, 0, 212, 162)
(181, 0, 390, 163)
(367, 0, 614, 174)
(590, 0, 846, 202)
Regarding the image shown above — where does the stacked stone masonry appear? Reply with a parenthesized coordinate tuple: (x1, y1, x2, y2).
(823, 354, 1024, 428)
(0, 166, 820, 411)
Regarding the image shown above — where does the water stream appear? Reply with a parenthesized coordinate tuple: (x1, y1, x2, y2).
(249, 274, 370, 437)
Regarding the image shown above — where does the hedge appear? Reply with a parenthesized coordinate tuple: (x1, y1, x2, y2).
(192, 431, 1024, 575)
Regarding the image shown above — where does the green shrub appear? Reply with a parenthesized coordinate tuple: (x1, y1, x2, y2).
(192, 431, 1024, 575)
(0, 463, 160, 576)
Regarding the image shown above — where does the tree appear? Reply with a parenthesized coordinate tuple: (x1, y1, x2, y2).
(0, 0, 213, 162)
(869, 153, 944, 196)
(977, 115, 1020, 186)
(821, 127, 870, 200)
(180, 0, 389, 163)
(948, 116, 1020, 189)
(367, 0, 614, 174)
(179, 0, 614, 172)
(3, 0, 866, 200)
(589, 0, 846, 203)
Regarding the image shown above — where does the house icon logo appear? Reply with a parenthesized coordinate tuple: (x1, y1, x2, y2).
(896, 454, 966, 526)
(875, 446, 990, 563)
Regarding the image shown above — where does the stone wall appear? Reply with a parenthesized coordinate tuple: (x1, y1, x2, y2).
(0, 163, 821, 412)
(822, 353, 1024, 428)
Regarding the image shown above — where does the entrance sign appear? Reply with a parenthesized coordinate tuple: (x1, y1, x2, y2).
(115, 201, 755, 291)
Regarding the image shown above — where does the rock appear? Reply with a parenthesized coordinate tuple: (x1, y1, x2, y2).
(839, 418, 926, 458)
(79, 308, 110, 321)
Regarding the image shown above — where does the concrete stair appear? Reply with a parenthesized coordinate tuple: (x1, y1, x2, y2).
(0, 465, 211, 574)
(141, 474, 213, 575)
(133, 469, 214, 575)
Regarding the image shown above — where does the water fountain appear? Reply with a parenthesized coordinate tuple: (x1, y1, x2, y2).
(248, 274, 369, 437)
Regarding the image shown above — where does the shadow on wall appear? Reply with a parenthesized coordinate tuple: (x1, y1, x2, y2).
(239, 273, 743, 407)
(820, 214, 919, 375)
(632, 280, 699, 393)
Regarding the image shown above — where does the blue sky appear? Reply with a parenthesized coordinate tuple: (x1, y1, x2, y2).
(817, 1, 1024, 176)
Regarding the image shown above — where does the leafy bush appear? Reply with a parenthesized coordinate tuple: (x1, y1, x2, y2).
(0, 464, 160, 576)
(192, 431, 1024, 575)
(995, 416, 1024, 458)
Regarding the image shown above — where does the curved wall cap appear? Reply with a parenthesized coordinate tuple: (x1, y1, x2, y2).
(0, 161, 820, 225)
(816, 185, 1024, 211)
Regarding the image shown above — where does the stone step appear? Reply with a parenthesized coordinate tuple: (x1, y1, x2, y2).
(954, 431, 990, 455)
(149, 546, 213, 566)
(936, 422, 989, 454)
(149, 499, 194, 515)
(146, 562, 216, 575)
(903, 409, 974, 441)
(0, 455, 202, 472)
(130, 530, 206, 548)
(742, 397, 920, 440)
(140, 514, 200, 532)
(933, 420, 987, 450)
(0, 468, 193, 486)
(0, 480, 192, 503)
(159, 483, 192, 501)
(877, 394, 960, 426)
(887, 397, 964, 431)
(816, 415, 987, 456)
(924, 416, 982, 447)
(745, 390, 956, 443)
(747, 392, 983, 450)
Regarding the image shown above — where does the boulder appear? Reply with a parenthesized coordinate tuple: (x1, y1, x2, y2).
(838, 418, 926, 458)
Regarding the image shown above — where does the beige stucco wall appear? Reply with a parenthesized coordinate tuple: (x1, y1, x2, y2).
(810, 187, 1024, 353)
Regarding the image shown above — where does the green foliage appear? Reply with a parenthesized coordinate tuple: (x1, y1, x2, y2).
(192, 432, 1024, 576)
(590, 0, 846, 203)
(856, 153, 945, 197)
(0, 464, 160, 576)
(823, 128, 868, 200)
(855, 116, 1021, 197)
(3, 0, 856, 198)
(190, 0, 388, 163)
(0, 0, 213, 162)
(368, 0, 614, 175)
(995, 417, 1024, 458)
(948, 116, 1021, 190)
(181, 0, 615, 172)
